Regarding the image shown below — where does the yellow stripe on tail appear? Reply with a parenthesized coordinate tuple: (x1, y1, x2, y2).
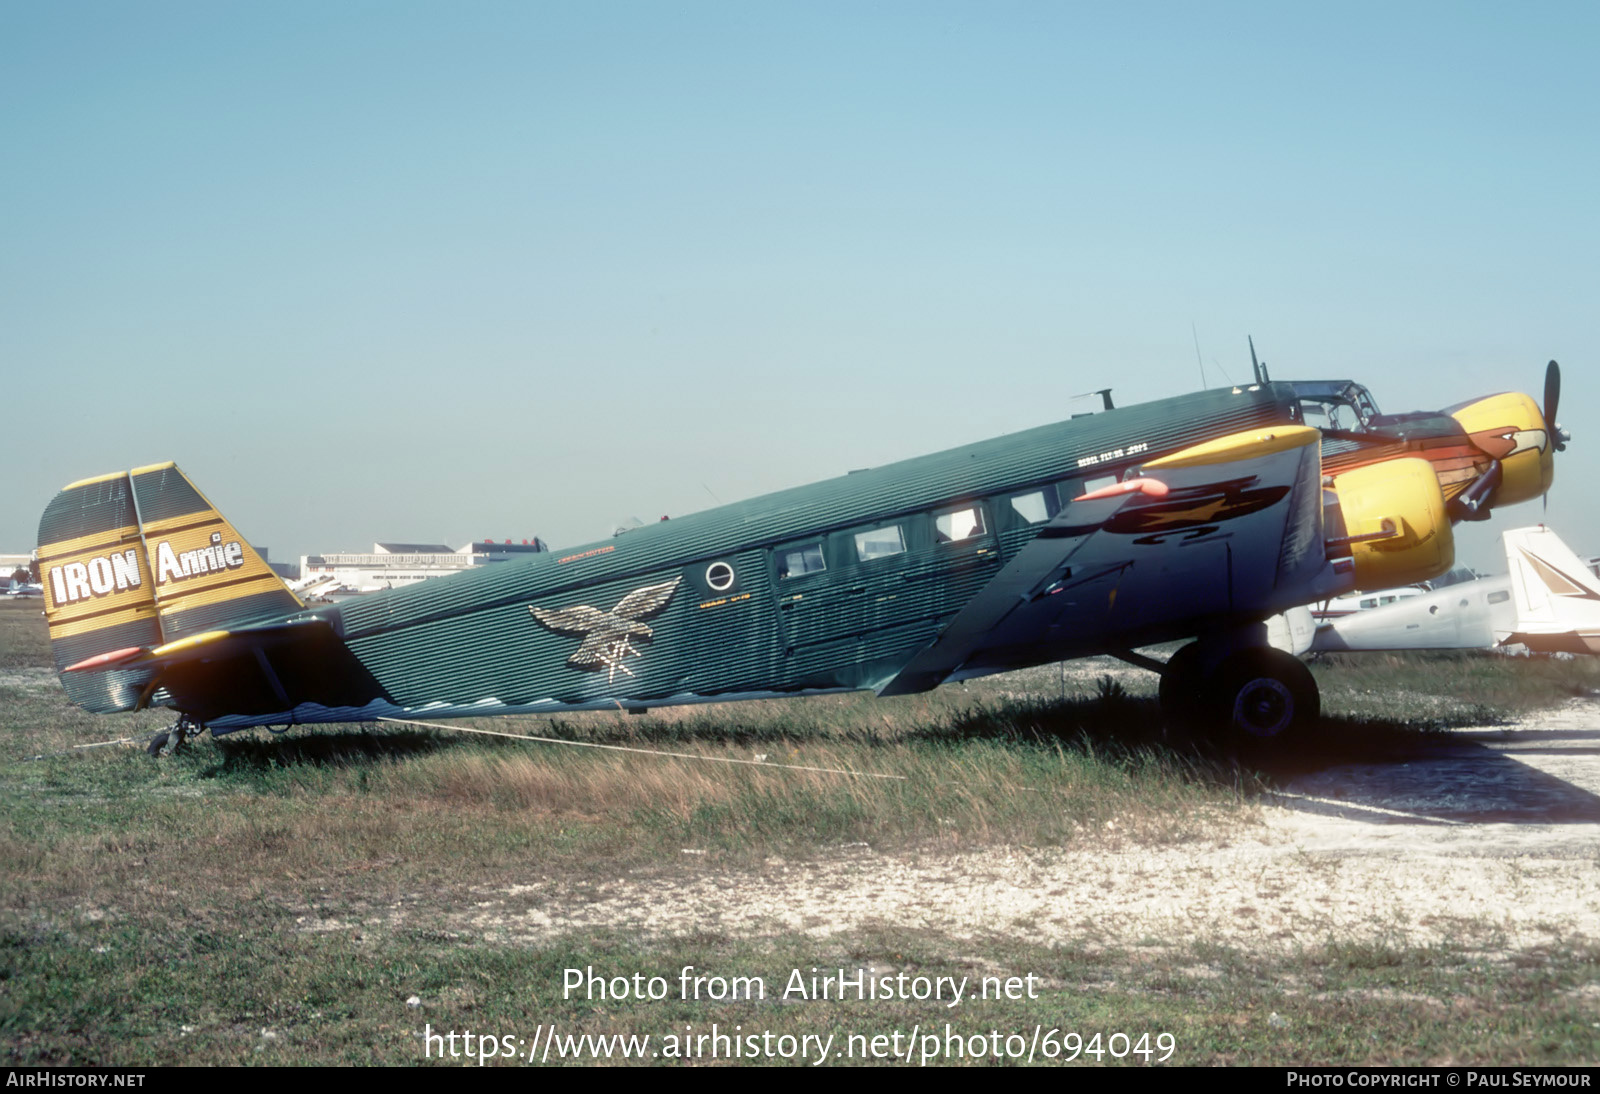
(37, 463, 302, 712)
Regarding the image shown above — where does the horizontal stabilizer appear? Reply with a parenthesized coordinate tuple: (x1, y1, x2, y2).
(61, 618, 389, 721)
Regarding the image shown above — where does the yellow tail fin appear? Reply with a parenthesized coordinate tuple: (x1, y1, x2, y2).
(37, 463, 301, 712)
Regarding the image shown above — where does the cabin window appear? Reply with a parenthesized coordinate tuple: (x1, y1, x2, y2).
(1487, 589, 1510, 604)
(935, 506, 987, 544)
(1080, 474, 1118, 497)
(1359, 598, 1377, 609)
(1010, 489, 1058, 525)
(854, 525, 905, 562)
(778, 544, 825, 578)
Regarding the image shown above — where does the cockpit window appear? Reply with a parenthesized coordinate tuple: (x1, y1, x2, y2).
(1299, 398, 1365, 432)
(1286, 381, 1382, 433)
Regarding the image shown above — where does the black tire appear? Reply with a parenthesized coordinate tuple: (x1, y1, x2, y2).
(1158, 642, 1208, 729)
(146, 732, 170, 757)
(1208, 647, 1320, 748)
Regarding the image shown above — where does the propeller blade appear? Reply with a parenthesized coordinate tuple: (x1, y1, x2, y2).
(1543, 360, 1567, 506)
(1536, 356, 1561, 451)
(1544, 360, 1560, 424)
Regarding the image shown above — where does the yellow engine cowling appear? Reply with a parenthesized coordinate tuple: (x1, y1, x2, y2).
(1330, 457, 1455, 590)
(1448, 391, 1555, 508)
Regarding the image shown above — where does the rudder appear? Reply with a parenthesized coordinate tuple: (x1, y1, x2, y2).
(38, 470, 161, 712)
(1502, 525, 1600, 654)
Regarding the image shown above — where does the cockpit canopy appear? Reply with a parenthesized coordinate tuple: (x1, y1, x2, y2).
(1285, 381, 1382, 434)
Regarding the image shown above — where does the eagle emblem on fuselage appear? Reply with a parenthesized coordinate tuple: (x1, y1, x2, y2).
(529, 577, 681, 683)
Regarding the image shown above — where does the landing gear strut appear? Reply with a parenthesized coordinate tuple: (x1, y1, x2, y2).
(147, 715, 201, 757)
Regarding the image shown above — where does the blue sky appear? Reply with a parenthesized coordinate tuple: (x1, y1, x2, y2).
(3, 2, 1595, 573)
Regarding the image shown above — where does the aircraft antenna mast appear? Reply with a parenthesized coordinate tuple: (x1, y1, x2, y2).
(1248, 335, 1270, 384)
(1192, 322, 1207, 388)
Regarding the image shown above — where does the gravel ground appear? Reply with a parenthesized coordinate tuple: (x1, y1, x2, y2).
(334, 700, 1600, 956)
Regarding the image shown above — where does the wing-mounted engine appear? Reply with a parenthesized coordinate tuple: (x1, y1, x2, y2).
(1324, 457, 1454, 591)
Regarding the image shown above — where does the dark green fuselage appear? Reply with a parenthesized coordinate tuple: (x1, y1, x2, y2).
(207, 383, 1297, 726)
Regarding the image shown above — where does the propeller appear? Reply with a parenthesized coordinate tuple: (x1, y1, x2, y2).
(1545, 359, 1568, 452)
(1542, 359, 1569, 516)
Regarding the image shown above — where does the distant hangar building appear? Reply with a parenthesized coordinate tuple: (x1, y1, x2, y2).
(299, 539, 548, 593)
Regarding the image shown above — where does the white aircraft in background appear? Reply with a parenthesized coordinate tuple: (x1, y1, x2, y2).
(1312, 585, 1427, 620)
(4, 579, 44, 598)
(1309, 526, 1600, 654)
(286, 574, 343, 600)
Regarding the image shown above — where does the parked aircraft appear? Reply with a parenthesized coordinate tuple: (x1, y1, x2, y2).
(4, 580, 43, 598)
(35, 360, 1567, 753)
(1312, 585, 1426, 620)
(285, 573, 340, 598)
(1312, 525, 1600, 655)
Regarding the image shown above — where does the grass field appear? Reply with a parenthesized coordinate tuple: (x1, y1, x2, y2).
(3, 597, 1598, 1065)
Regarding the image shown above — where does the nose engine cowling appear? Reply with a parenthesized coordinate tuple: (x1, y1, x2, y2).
(1446, 391, 1556, 510)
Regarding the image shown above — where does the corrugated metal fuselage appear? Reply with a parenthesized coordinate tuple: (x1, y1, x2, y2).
(196, 384, 1303, 728)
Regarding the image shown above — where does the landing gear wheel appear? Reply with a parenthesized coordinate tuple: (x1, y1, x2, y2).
(1208, 648, 1319, 749)
(147, 718, 193, 758)
(1158, 642, 1208, 731)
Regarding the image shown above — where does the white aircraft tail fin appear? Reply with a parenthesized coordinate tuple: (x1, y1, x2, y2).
(1502, 526, 1600, 654)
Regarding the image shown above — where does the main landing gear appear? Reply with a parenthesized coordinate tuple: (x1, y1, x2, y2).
(1157, 637, 1320, 749)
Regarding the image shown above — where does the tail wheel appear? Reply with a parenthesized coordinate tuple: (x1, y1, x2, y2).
(1209, 648, 1320, 746)
(146, 716, 195, 758)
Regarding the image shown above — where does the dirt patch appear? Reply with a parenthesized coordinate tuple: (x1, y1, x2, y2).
(413, 830, 1594, 954)
(289, 706, 1600, 956)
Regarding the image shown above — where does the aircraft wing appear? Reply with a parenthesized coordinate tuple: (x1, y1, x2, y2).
(877, 425, 1331, 695)
(876, 492, 1142, 695)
